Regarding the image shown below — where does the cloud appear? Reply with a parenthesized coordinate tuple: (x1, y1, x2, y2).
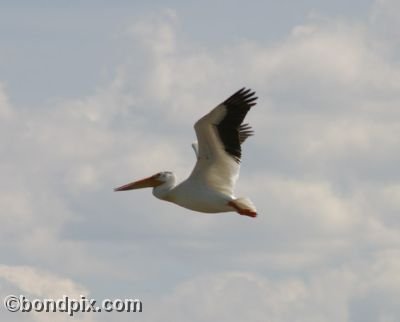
(0, 265, 87, 298)
(145, 254, 400, 322)
(370, 0, 400, 47)
(0, 265, 92, 322)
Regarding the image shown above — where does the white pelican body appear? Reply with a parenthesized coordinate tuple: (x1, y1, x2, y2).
(115, 88, 258, 217)
(159, 176, 234, 213)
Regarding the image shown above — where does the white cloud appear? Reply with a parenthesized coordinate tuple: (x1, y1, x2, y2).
(0, 265, 87, 298)
(261, 177, 360, 234)
(145, 255, 400, 322)
(371, 0, 400, 45)
(0, 265, 92, 322)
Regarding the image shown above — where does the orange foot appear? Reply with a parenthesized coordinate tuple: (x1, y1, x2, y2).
(238, 209, 257, 218)
(228, 201, 257, 218)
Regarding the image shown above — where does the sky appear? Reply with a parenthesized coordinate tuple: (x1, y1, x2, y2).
(1, 0, 400, 321)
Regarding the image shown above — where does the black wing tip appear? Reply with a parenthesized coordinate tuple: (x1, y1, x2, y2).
(217, 87, 258, 163)
(239, 123, 254, 144)
(224, 87, 258, 107)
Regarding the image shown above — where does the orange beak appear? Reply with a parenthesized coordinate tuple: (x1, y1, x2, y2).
(114, 175, 162, 191)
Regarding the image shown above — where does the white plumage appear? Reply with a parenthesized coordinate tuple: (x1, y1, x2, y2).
(115, 88, 258, 218)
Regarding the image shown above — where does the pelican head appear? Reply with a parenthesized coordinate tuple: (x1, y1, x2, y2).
(114, 171, 175, 192)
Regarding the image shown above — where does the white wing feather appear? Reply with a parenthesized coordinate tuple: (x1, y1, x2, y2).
(187, 104, 240, 197)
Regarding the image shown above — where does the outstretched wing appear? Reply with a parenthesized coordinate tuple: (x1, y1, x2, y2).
(188, 88, 257, 196)
(191, 123, 253, 160)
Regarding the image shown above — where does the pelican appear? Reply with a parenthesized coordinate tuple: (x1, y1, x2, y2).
(114, 88, 258, 217)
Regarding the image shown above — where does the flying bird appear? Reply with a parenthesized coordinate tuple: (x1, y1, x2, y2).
(114, 88, 258, 217)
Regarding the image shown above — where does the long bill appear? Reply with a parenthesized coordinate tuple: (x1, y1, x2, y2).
(114, 175, 162, 191)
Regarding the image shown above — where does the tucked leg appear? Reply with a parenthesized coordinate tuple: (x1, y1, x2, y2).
(228, 201, 257, 218)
